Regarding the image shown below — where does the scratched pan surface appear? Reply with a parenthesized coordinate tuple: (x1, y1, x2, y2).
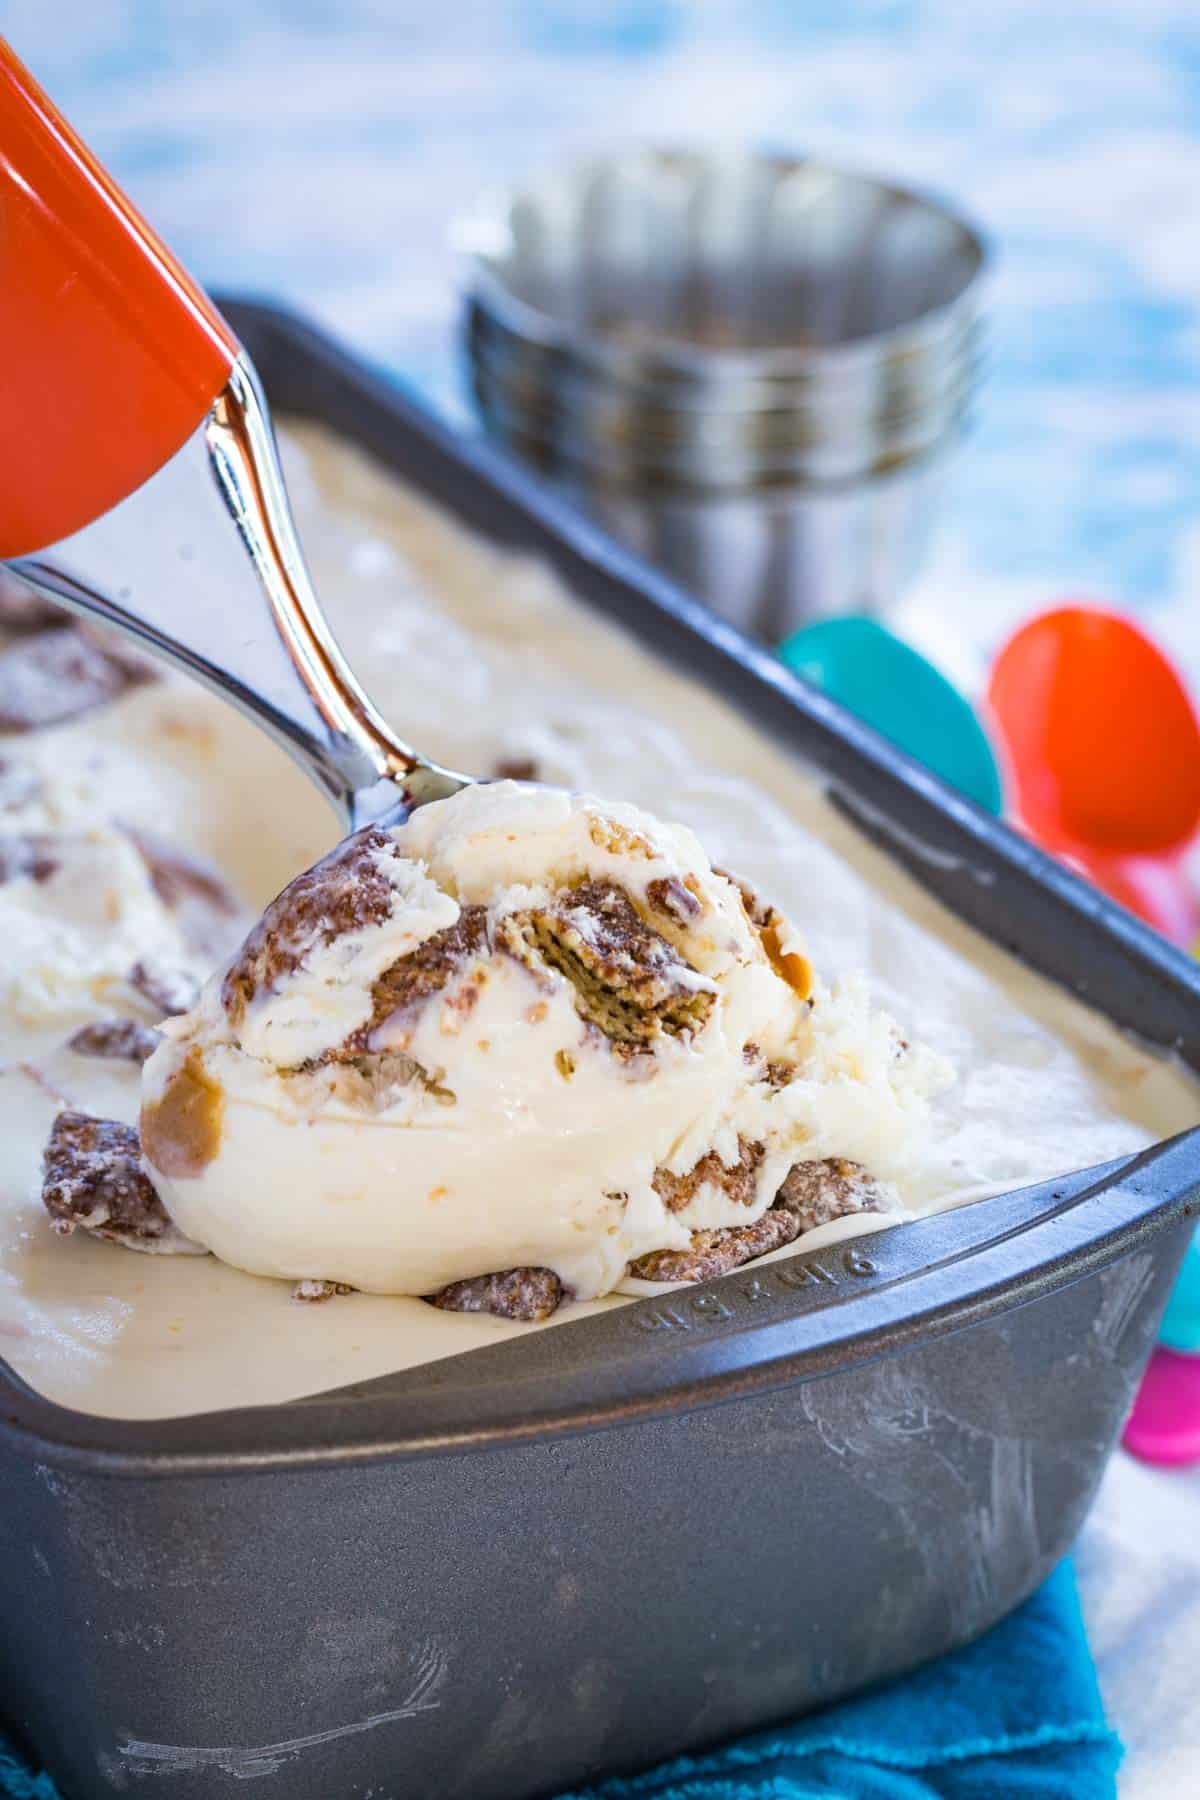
(3, 299, 1200, 1800)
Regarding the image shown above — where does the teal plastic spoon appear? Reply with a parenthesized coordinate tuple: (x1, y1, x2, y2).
(779, 614, 1003, 814)
(1161, 1234, 1200, 1354)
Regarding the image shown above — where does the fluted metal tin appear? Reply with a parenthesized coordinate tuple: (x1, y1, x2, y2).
(462, 148, 987, 633)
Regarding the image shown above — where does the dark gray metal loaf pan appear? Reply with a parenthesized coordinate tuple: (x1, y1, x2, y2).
(2, 298, 1199, 1800)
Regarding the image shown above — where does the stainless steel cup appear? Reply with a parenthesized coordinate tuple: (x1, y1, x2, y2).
(461, 148, 987, 638)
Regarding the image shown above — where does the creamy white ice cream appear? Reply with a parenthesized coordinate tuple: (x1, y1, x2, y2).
(2, 823, 203, 1033)
(0, 424, 1195, 1418)
(139, 782, 949, 1301)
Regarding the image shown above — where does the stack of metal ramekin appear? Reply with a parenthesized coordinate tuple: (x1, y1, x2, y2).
(462, 148, 987, 639)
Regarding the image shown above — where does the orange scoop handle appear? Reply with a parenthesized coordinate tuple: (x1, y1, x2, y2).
(0, 39, 238, 556)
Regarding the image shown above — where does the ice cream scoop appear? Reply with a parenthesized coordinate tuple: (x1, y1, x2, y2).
(1, 36, 466, 834)
(137, 782, 949, 1303)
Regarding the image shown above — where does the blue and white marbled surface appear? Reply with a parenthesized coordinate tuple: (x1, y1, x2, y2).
(9, 7, 1200, 1792)
(12, 0, 1200, 676)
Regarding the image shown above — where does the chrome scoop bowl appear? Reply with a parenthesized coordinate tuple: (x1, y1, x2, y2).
(7, 354, 473, 833)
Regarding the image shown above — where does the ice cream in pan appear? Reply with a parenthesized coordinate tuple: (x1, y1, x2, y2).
(1, 43, 1195, 1410)
(2, 430, 1196, 1422)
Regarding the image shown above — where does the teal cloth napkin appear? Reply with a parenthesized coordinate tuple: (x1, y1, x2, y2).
(556, 1564, 1120, 1800)
(1, 1563, 1118, 1800)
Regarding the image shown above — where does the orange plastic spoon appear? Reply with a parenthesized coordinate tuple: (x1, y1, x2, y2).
(991, 605, 1200, 1462)
(987, 606, 1200, 943)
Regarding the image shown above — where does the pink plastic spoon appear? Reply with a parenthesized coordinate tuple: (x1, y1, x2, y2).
(1123, 1349, 1200, 1467)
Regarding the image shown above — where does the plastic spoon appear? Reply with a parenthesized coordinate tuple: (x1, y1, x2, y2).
(986, 605, 1200, 943)
(1160, 1232, 1200, 1354)
(988, 605, 1200, 1463)
(1139, 1182, 1200, 1450)
(778, 615, 1004, 813)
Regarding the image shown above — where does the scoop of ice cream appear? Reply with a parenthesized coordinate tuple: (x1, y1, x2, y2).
(138, 783, 950, 1303)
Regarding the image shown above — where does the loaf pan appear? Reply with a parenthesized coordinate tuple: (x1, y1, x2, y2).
(2, 297, 1199, 1800)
